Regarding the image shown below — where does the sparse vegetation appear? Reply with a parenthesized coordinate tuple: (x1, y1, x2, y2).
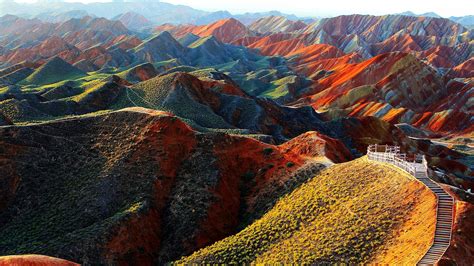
(177, 157, 435, 264)
(262, 147, 274, 155)
(23, 57, 86, 86)
(0, 111, 161, 260)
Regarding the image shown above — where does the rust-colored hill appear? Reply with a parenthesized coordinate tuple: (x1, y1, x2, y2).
(250, 38, 307, 57)
(155, 18, 257, 44)
(0, 36, 81, 66)
(0, 255, 79, 266)
(295, 52, 472, 134)
(190, 18, 256, 43)
(452, 58, 474, 78)
(0, 108, 347, 264)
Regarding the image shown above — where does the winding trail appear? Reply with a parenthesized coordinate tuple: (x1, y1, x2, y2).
(367, 144, 454, 265)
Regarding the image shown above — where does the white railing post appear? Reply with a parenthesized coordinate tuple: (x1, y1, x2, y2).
(367, 145, 422, 177)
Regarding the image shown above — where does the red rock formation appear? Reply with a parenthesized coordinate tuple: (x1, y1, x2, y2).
(231, 36, 262, 46)
(154, 24, 199, 39)
(452, 58, 474, 78)
(287, 43, 345, 63)
(74, 46, 110, 68)
(0, 108, 338, 264)
(0, 255, 79, 266)
(105, 35, 142, 50)
(239, 33, 296, 49)
(190, 18, 255, 43)
(279, 131, 353, 163)
(371, 33, 422, 54)
(294, 53, 362, 79)
(0, 36, 81, 65)
(420, 43, 472, 69)
(251, 38, 307, 56)
(155, 19, 255, 44)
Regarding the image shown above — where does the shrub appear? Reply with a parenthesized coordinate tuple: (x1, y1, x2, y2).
(262, 148, 273, 156)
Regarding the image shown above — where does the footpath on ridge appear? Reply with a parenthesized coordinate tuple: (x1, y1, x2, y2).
(367, 144, 454, 265)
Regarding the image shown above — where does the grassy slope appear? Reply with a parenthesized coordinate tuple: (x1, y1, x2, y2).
(178, 157, 436, 264)
(0, 109, 202, 263)
(24, 58, 86, 86)
(114, 73, 233, 129)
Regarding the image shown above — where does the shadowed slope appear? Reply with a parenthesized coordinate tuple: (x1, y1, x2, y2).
(0, 112, 12, 126)
(132, 31, 187, 63)
(24, 57, 86, 86)
(119, 71, 330, 142)
(0, 108, 337, 264)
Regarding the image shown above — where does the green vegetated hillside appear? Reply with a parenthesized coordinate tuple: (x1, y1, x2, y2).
(178, 157, 436, 264)
(124, 72, 234, 129)
(24, 57, 86, 86)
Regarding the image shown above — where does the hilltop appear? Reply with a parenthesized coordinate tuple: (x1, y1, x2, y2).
(23, 57, 86, 85)
(249, 16, 307, 33)
(178, 157, 436, 264)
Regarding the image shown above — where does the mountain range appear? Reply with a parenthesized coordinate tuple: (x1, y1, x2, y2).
(1, 0, 472, 28)
(0, 0, 300, 26)
(0, 3, 473, 265)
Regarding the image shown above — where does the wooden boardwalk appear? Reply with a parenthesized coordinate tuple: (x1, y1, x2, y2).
(367, 144, 454, 265)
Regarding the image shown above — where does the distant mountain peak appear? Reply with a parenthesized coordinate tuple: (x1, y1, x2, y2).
(219, 17, 245, 27)
(154, 30, 177, 41)
(112, 11, 152, 30)
(249, 15, 307, 33)
(398, 11, 417, 16)
(192, 17, 255, 43)
(420, 12, 442, 18)
(398, 11, 442, 18)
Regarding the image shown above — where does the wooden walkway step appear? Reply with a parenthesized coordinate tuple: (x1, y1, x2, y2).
(367, 145, 454, 265)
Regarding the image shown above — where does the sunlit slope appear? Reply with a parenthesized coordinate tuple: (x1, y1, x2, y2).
(178, 157, 436, 264)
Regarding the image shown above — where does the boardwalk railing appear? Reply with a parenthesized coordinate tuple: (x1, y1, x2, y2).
(367, 144, 454, 265)
(367, 144, 416, 175)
